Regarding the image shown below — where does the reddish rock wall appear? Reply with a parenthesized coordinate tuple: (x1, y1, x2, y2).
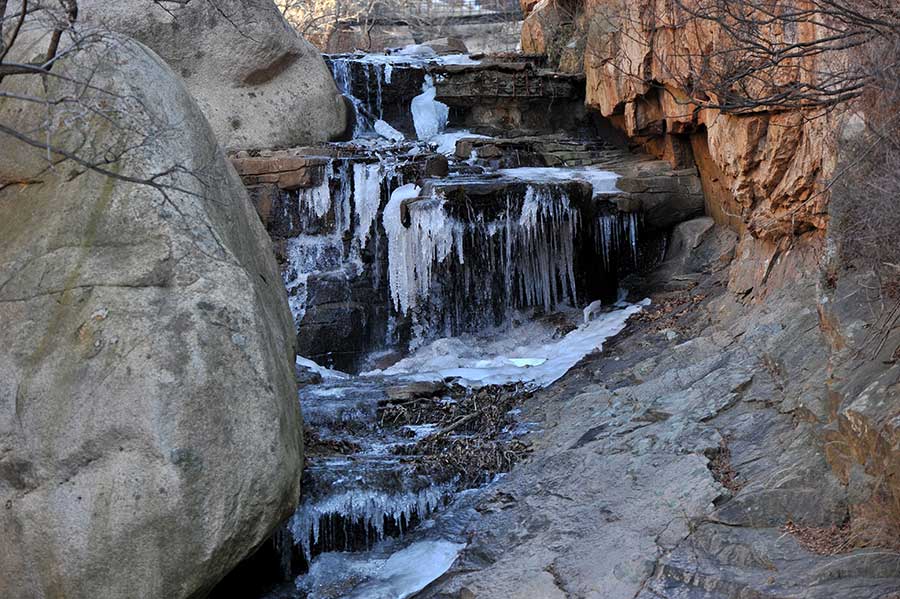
(520, 0, 837, 296)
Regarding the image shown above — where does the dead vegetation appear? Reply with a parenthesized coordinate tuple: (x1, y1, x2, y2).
(303, 427, 361, 456)
(706, 436, 744, 494)
(781, 520, 855, 556)
(384, 383, 534, 487)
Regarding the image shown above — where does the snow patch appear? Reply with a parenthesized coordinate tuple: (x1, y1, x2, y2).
(296, 355, 351, 382)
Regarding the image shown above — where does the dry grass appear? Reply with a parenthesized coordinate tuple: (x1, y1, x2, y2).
(781, 520, 855, 556)
(707, 436, 744, 494)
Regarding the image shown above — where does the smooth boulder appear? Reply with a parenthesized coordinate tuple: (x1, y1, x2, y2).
(0, 24, 302, 599)
(79, 0, 351, 150)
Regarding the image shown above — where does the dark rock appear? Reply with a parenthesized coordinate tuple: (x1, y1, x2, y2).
(384, 380, 450, 402)
(425, 154, 450, 177)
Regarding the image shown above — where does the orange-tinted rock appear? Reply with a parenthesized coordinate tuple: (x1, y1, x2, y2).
(231, 153, 328, 190)
(527, 0, 836, 295)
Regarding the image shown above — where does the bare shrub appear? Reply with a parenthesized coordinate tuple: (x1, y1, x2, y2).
(1, 1, 213, 199)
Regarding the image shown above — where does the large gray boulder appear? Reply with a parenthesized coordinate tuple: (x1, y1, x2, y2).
(0, 21, 302, 599)
(79, 0, 351, 150)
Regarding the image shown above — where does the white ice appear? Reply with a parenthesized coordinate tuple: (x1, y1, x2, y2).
(383, 184, 464, 315)
(430, 130, 489, 155)
(299, 539, 464, 599)
(583, 299, 604, 323)
(498, 167, 621, 197)
(350, 49, 480, 68)
(375, 119, 405, 142)
(296, 355, 350, 381)
(353, 162, 385, 247)
(344, 540, 465, 599)
(411, 75, 449, 141)
(367, 300, 649, 388)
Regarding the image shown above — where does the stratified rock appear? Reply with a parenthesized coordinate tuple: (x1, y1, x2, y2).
(79, 0, 350, 150)
(522, 0, 835, 293)
(0, 25, 301, 599)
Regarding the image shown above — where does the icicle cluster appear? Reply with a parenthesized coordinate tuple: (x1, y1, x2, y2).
(514, 186, 580, 312)
(282, 158, 402, 328)
(383, 184, 463, 315)
(596, 212, 640, 271)
(383, 183, 588, 338)
(289, 484, 454, 563)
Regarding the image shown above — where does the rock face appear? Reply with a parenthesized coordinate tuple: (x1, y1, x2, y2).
(79, 0, 351, 151)
(520, 0, 836, 294)
(423, 229, 900, 599)
(0, 27, 302, 599)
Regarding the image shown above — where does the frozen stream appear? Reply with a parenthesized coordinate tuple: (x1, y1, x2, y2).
(260, 46, 649, 598)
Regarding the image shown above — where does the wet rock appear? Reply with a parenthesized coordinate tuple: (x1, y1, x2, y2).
(384, 381, 450, 402)
(433, 63, 591, 135)
(426, 154, 451, 178)
(296, 363, 324, 386)
(233, 153, 329, 191)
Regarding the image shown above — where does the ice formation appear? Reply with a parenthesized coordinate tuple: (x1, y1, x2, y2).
(353, 162, 385, 247)
(298, 175, 332, 221)
(498, 166, 621, 197)
(299, 539, 465, 599)
(382, 182, 587, 335)
(341, 540, 465, 599)
(284, 47, 653, 599)
(370, 300, 649, 388)
(289, 483, 454, 563)
(281, 157, 400, 329)
(374, 119, 405, 142)
(328, 51, 479, 138)
(383, 184, 462, 315)
(597, 211, 640, 270)
(411, 75, 449, 141)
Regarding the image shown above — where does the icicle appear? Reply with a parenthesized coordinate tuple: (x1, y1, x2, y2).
(297, 173, 331, 221)
(383, 185, 462, 315)
(353, 162, 383, 248)
(288, 484, 453, 563)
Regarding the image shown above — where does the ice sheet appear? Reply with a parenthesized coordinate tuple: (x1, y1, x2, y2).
(299, 539, 464, 599)
(498, 166, 621, 196)
(296, 356, 350, 381)
(367, 300, 649, 387)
